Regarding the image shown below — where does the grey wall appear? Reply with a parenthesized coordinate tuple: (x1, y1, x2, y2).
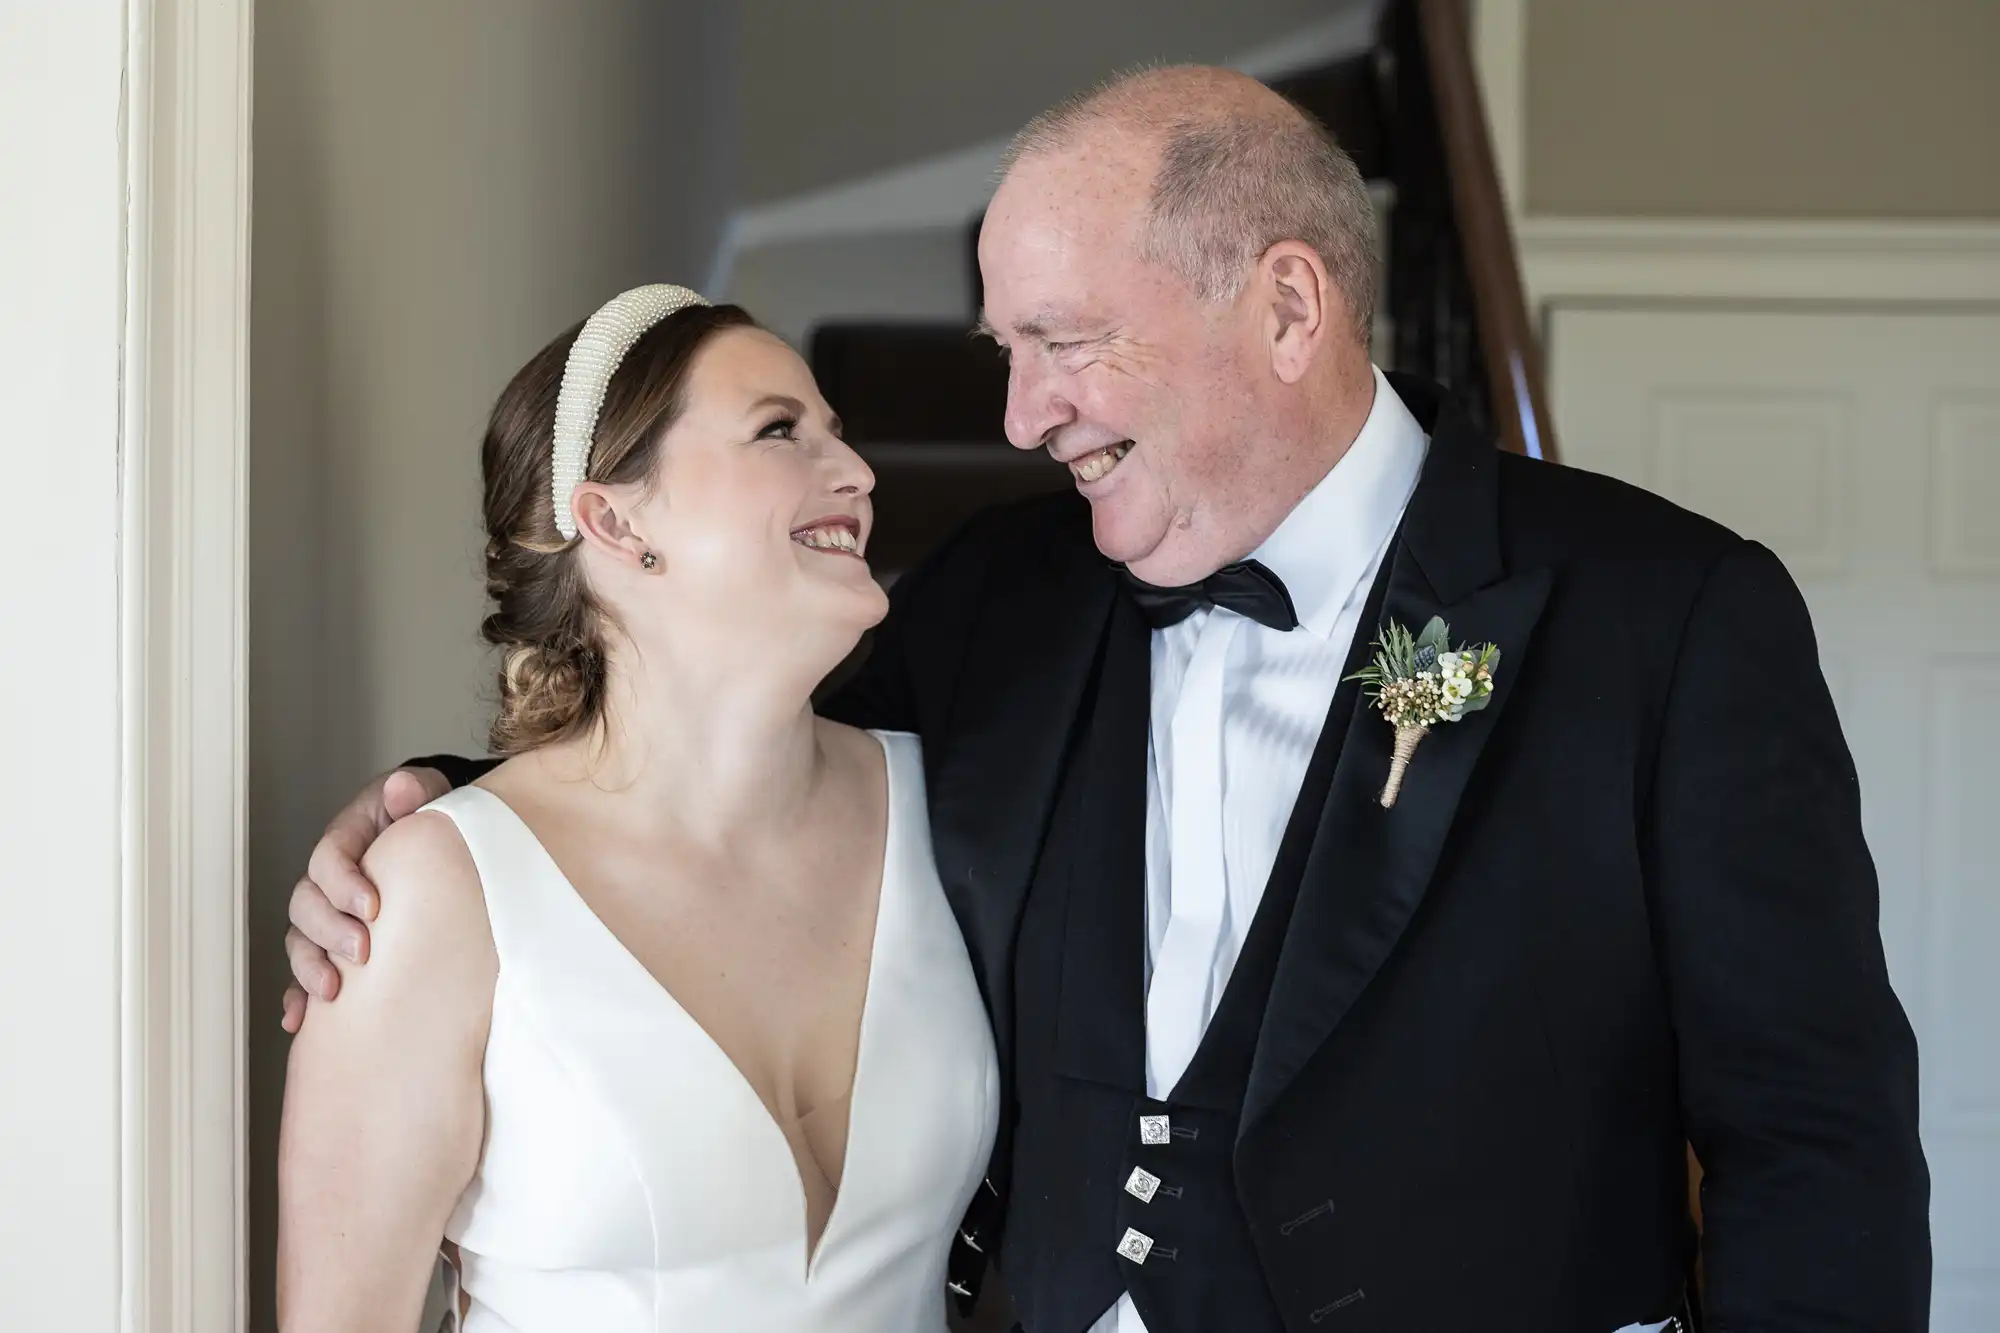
(247, 2, 734, 1325)
(1527, 0, 2000, 219)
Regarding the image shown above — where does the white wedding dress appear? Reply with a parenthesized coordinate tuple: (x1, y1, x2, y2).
(421, 730, 999, 1332)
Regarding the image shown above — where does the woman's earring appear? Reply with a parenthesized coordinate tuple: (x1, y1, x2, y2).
(640, 551, 659, 572)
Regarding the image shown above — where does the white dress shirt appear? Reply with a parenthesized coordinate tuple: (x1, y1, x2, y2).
(1094, 367, 1426, 1333)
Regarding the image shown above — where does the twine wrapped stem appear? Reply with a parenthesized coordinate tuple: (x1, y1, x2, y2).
(1378, 722, 1429, 808)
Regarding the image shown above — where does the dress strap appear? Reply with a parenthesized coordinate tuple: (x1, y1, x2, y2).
(418, 785, 573, 968)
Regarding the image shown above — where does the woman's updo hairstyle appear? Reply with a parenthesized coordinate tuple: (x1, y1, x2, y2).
(480, 302, 758, 755)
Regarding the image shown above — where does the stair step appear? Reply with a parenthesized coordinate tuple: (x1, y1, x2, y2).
(857, 443, 1071, 579)
(809, 323, 1008, 444)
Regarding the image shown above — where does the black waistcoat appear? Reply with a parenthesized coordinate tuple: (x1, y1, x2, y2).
(1004, 560, 1391, 1333)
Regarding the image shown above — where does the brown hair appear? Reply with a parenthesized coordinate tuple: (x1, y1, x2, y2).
(480, 302, 758, 755)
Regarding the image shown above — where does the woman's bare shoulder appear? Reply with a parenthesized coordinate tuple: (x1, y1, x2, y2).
(365, 807, 479, 904)
(347, 806, 494, 992)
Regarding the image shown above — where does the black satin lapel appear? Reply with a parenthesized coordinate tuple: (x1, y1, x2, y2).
(1241, 552, 1553, 1130)
(1385, 373, 1505, 605)
(1053, 595, 1151, 1090)
(925, 542, 1117, 1061)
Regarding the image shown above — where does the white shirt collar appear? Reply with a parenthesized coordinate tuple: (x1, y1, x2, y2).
(1248, 365, 1428, 641)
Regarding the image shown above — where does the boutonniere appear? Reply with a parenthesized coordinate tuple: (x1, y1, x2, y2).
(1346, 616, 1501, 808)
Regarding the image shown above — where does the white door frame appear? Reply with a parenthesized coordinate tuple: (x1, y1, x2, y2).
(121, 0, 255, 1327)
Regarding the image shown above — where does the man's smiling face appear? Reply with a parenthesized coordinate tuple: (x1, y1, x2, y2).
(978, 140, 1269, 587)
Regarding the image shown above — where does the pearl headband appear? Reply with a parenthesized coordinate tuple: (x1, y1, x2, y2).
(550, 283, 711, 539)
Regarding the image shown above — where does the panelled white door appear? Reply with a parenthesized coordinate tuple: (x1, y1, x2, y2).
(1547, 306, 2000, 1332)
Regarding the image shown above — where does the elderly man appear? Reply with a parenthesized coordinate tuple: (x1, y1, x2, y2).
(284, 67, 1928, 1332)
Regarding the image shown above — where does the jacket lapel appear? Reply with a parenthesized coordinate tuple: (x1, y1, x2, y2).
(1242, 384, 1554, 1131)
(1052, 594, 1152, 1092)
(925, 503, 1117, 1068)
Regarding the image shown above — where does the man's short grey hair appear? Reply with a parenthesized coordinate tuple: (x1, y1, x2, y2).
(1002, 70, 1380, 343)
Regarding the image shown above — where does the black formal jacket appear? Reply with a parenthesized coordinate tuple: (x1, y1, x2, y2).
(813, 377, 1930, 1331)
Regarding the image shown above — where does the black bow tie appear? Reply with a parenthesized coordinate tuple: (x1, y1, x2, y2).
(1119, 559, 1300, 632)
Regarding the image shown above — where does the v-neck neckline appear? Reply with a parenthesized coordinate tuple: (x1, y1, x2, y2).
(465, 729, 897, 1280)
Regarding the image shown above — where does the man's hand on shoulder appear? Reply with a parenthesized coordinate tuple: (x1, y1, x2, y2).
(281, 765, 451, 1033)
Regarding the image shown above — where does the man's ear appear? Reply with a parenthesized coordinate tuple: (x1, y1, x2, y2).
(1259, 240, 1339, 385)
(571, 484, 652, 570)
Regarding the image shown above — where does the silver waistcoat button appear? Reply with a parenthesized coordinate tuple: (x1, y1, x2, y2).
(1139, 1114, 1171, 1145)
(1116, 1227, 1155, 1264)
(1125, 1167, 1162, 1203)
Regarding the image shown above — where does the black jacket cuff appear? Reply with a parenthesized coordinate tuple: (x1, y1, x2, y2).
(402, 753, 501, 792)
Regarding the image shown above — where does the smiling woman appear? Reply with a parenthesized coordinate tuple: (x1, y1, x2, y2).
(470, 296, 891, 759)
(276, 288, 994, 1333)
(478, 301, 761, 755)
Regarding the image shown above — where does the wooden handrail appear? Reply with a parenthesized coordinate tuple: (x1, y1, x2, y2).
(1413, 0, 1558, 463)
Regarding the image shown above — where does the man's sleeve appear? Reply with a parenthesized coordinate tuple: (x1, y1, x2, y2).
(1648, 540, 1930, 1330)
(403, 754, 501, 792)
